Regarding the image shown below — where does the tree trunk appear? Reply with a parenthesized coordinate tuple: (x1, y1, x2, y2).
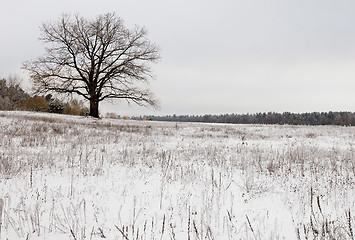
(89, 98, 99, 118)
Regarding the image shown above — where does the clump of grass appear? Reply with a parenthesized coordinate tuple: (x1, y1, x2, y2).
(296, 188, 355, 240)
(0, 154, 21, 179)
(52, 200, 89, 240)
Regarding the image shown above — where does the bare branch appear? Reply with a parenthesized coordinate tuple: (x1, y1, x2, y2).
(22, 12, 160, 117)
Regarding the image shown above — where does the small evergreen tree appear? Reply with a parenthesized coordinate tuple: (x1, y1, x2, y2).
(44, 94, 65, 114)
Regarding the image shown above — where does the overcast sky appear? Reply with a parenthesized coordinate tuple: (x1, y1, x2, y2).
(1, 0, 355, 116)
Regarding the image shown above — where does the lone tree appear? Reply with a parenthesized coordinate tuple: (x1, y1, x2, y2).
(23, 13, 160, 118)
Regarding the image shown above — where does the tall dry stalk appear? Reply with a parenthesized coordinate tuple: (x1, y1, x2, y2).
(0, 198, 3, 239)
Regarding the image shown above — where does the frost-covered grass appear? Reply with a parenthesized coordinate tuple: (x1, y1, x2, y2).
(0, 111, 354, 239)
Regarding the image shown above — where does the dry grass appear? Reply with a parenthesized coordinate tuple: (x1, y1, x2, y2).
(0, 111, 354, 239)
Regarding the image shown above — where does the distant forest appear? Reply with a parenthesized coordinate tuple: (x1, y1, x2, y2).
(3, 76, 355, 126)
(143, 112, 355, 126)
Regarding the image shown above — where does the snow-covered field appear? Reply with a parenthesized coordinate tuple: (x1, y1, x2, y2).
(0, 111, 354, 240)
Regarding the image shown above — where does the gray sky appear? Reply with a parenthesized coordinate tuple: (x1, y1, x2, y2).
(1, 0, 355, 116)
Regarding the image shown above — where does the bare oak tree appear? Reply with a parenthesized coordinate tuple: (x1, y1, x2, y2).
(23, 13, 160, 118)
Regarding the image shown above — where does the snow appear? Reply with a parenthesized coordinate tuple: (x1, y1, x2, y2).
(0, 111, 354, 239)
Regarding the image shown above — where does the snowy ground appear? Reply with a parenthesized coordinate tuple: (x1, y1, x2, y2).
(0, 111, 354, 239)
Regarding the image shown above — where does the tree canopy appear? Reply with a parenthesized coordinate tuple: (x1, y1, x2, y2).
(23, 13, 160, 118)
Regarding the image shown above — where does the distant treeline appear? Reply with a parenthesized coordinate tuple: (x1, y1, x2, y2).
(144, 112, 355, 126)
